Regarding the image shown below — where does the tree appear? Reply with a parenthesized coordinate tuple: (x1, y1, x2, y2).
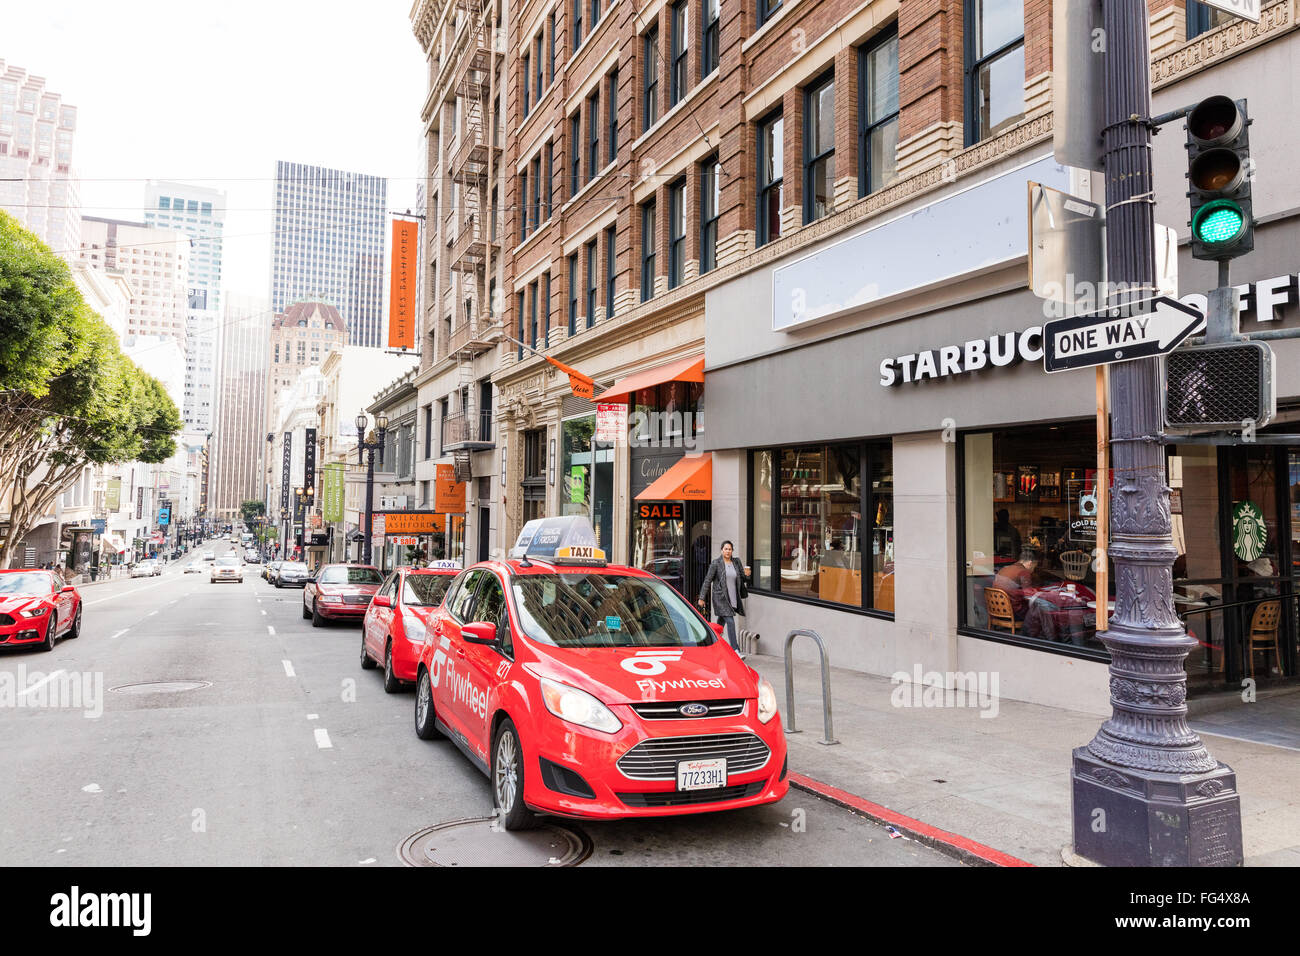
(0, 212, 182, 567)
(240, 500, 266, 529)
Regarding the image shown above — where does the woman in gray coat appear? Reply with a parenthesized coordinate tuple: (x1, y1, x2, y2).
(697, 541, 750, 651)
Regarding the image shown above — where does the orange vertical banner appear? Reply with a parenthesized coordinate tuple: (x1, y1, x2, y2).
(434, 463, 467, 514)
(388, 218, 418, 350)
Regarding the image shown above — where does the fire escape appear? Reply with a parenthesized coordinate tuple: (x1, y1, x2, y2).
(443, 0, 502, 481)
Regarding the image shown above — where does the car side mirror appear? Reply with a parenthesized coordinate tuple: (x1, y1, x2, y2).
(462, 621, 497, 645)
(372, 595, 392, 608)
(61, 585, 76, 593)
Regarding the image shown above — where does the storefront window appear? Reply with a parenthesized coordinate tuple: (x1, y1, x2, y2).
(561, 415, 613, 552)
(749, 441, 891, 612)
(961, 422, 1113, 655)
(632, 501, 685, 595)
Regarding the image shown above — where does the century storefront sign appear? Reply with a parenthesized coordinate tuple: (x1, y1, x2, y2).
(379, 513, 447, 534)
(879, 270, 1300, 388)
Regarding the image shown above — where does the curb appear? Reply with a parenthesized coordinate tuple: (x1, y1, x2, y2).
(788, 771, 1034, 868)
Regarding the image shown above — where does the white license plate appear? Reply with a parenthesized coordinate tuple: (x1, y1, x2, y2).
(677, 758, 727, 791)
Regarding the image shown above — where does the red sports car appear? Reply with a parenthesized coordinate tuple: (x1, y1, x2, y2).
(361, 566, 459, 693)
(302, 564, 383, 627)
(0, 570, 82, 652)
(412, 532, 787, 830)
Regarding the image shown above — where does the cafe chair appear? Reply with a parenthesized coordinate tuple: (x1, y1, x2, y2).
(984, 587, 1019, 634)
(1059, 550, 1090, 581)
(1247, 600, 1283, 678)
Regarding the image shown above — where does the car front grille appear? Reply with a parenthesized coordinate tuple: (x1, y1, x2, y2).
(616, 732, 771, 780)
(630, 699, 746, 720)
(617, 782, 765, 808)
(0, 614, 13, 626)
(343, 594, 370, 604)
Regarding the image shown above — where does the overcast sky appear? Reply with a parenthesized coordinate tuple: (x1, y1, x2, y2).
(8, 0, 426, 299)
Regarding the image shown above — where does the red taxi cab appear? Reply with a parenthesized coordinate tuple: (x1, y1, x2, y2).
(0, 570, 82, 652)
(302, 564, 384, 626)
(412, 517, 787, 830)
(361, 562, 461, 693)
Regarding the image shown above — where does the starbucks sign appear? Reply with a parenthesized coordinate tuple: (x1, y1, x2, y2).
(1231, 501, 1267, 562)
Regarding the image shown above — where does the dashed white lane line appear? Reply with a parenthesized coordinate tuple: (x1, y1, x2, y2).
(260, 610, 266, 616)
(314, 729, 333, 749)
(18, 669, 65, 698)
(267, 626, 276, 636)
(306, 714, 319, 720)
(109, 629, 129, 640)
(84, 578, 173, 606)
(146, 610, 158, 617)
(282, 660, 295, 677)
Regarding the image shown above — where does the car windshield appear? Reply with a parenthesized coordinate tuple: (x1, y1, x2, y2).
(216, 555, 239, 565)
(510, 573, 713, 649)
(281, 563, 308, 572)
(403, 574, 453, 607)
(0, 572, 52, 596)
(320, 567, 383, 585)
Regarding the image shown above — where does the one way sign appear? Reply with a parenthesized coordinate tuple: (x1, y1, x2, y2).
(1042, 296, 1204, 373)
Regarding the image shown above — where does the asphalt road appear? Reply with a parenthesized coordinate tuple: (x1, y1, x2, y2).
(0, 542, 958, 867)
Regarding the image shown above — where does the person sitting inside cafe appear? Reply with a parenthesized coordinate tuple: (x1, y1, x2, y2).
(993, 548, 1040, 621)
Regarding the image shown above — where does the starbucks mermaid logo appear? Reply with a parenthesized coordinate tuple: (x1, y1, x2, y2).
(1231, 501, 1267, 563)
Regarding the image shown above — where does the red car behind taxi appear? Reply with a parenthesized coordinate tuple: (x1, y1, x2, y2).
(302, 564, 383, 626)
(361, 566, 459, 692)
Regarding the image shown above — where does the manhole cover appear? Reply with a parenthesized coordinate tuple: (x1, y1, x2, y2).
(110, 680, 212, 694)
(398, 817, 591, 867)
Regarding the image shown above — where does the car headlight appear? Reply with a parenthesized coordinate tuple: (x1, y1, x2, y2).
(539, 677, 622, 734)
(19, 606, 49, 618)
(319, 594, 341, 603)
(756, 676, 778, 724)
(401, 609, 427, 643)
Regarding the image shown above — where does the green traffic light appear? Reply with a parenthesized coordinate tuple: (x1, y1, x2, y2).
(1192, 199, 1246, 247)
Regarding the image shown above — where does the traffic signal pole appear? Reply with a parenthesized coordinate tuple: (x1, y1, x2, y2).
(1070, 1, 1242, 866)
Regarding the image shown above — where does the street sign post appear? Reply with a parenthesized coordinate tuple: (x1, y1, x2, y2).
(1042, 296, 1203, 373)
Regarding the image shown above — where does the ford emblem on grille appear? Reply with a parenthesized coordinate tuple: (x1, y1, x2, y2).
(679, 703, 709, 717)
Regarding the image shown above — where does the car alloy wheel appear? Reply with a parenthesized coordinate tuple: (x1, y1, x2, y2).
(492, 720, 537, 831)
(41, 613, 56, 652)
(360, 632, 377, 669)
(383, 642, 401, 694)
(414, 669, 442, 740)
(67, 606, 82, 640)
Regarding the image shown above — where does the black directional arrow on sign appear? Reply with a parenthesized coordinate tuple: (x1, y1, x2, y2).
(1042, 296, 1205, 373)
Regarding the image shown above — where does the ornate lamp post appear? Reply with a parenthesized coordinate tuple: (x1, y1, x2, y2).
(293, 485, 315, 559)
(356, 410, 389, 566)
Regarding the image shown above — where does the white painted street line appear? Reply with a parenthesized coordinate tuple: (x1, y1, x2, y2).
(267, 626, 276, 636)
(85, 578, 173, 606)
(306, 714, 319, 720)
(18, 669, 65, 698)
(109, 629, 129, 640)
(261, 610, 266, 616)
(314, 728, 333, 749)
(146, 610, 158, 617)
(282, 660, 295, 677)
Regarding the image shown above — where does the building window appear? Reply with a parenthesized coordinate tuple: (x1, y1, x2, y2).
(803, 73, 835, 224)
(585, 240, 598, 327)
(591, 0, 601, 26)
(519, 170, 529, 241)
(757, 110, 784, 246)
(545, 142, 554, 218)
(570, 113, 582, 196)
(702, 0, 720, 77)
(643, 26, 660, 130)
(529, 281, 538, 349)
(522, 53, 531, 116)
(668, 178, 686, 289)
(748, 442, 894, 611)
(491, 186, 499, 240)
(516, 290, 525, 359)
(548, 12, 557, 82)
(535, 30, 545, 101)
(640, 199, 657, 302)
(670, 1, 689, 106)
(859, 29, 900, 197)
(958, 422, 1115, 658)
(531, 155, 542, 231)
(605, 225, 617, 318)
(545, 272, 553, 345)
(700, 157, 720, 273)
(1186, 0, 1233, 37)
(573, 0, 584, 50)
(757, 0, 782, 27)
(568, 252, 580, 333)
(607, 69, 619, 164)
(965, 0, 1025, 145)
(587, 89, 600, 181)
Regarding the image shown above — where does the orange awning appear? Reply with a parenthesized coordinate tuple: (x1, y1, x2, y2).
(635, 452, 712, 501)
(594, 355, 704, 404)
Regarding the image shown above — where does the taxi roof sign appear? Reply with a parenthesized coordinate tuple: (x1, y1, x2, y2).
(427, 559, 462, 570)
(509, 515, 606, 565)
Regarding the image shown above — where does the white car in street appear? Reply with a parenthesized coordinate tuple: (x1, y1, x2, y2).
(210, 554, 243, 584)
(131, 560, 159, 578)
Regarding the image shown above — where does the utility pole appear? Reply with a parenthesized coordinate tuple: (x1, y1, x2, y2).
(1070, 2, 1242, 866)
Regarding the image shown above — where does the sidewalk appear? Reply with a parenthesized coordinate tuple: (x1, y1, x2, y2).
(748, 653, 1300, 867)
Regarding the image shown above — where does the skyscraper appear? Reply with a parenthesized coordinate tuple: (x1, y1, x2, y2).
(270, 161, 387, 348)
(143, 181, 226, 433)
(0, 60, 80, 261)
(78, 217, 189, 349)
(210, 294, 270, 522)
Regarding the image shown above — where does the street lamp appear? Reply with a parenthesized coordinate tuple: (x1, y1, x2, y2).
(357, 410, 389, 566)
(293, 485, 315, 557)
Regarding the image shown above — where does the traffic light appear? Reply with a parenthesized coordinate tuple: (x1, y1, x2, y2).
(1185, 95, 1253, 261)
(1164, 342, 1275, 430)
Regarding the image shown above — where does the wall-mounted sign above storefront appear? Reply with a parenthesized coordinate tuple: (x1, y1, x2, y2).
(879, 328, 1044, 386)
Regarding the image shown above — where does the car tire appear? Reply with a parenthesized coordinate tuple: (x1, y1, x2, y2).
(360, 632, 377, 670)
(311, 599, 324, 628)
(41, 613, 56, 652)
(275, 580, 282, 589)
(67, 605, 81, 640)
(492, 718, 538, 831)
(302, 600, 310, 620)
(414, 668, 442, 740)
(383, 641, 401, 694)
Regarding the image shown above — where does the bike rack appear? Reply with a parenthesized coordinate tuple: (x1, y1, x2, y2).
(783, 629, 838, 745)
(738, 628, 760, 656)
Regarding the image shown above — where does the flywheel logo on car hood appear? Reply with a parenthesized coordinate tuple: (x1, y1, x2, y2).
(618, 650, 683, 675)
